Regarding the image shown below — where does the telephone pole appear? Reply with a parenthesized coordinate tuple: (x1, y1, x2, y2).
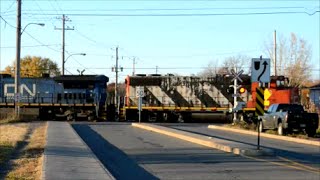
(132, 57, 136, 76)
(15, 0, 22, 117)
(114, 46, 119, 120)
(55, 14, 74, 75)
(274, 30, 277, 76)
(115, 46, 119, 106)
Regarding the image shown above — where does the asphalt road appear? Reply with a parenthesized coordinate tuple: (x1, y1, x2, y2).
(161, 123, 320, 170)
(72, 122, 319, 180)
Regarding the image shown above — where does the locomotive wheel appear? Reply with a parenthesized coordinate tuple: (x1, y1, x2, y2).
(306, 128, 316, 137)
(177, 114, 184, 123)
(163, 113, 168, 122)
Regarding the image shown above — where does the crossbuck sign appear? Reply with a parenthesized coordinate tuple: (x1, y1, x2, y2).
(230, 69, 244, 83)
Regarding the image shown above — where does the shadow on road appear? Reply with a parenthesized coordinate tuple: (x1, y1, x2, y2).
(72, 124, 159, 180)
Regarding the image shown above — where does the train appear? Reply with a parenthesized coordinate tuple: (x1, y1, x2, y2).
(121, 74, 300, 122)
(0, 73, 300, 122)
(0, 74, 108, 120)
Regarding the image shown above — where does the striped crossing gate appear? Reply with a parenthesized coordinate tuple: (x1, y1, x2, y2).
(255, 87, 265, 116)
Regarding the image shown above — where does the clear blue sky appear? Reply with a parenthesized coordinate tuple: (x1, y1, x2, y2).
(1, 0, 319, 83)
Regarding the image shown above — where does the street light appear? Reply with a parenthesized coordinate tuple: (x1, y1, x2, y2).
(15, 22, 45, 117)
(63, 53, 86, 75)
(21, 23, 45, 35)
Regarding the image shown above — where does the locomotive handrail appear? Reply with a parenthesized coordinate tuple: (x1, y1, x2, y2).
(0, 92, 98, 105)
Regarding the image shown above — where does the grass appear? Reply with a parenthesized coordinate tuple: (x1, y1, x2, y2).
(316, 129, 320, 138)
(6, 122, 47, 180)
(0, 115, 47, 180)
(226, 121, 257, 131)
(0, 124, 29, 166)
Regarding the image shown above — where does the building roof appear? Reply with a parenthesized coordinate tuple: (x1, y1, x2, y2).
(310, 83, 320, 90)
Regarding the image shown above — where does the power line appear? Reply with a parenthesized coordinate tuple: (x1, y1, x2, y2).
(54, 0, 65, 14)
(0, 44, 61, 48)
(74, 29, 98, 44)
(0, 15, 61, 53)
(24, 31, 61, 52)
(34, 0, 57, 27)
(2, 0, 16, 14)
(21, 11, 320, 16)
(18, 6, 319, 12)
(5, 0, 320, 1)
(0, 15, 16, 28)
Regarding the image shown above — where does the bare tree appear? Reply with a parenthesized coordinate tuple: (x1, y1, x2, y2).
(198, 55, 250, 77)
(266, 32, 312, 87)
(221, 55, 250, 74)
(197, 60, 219, 77)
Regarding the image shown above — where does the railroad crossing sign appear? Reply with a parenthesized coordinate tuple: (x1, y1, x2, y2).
(251, 57, 270, 83)
(136, 86, 145, 97)
(230, 69, 244, 83)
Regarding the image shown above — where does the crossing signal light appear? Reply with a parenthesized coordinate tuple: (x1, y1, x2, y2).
(238, 86, 246, 94)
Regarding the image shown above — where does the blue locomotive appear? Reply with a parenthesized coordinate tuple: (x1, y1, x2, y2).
(0, 74, 108, 120)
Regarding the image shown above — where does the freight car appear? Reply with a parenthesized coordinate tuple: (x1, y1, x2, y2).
(121, 74, 299, 122)
(0, 74, 108, 120)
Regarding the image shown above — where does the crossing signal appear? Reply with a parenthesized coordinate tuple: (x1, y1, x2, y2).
(238, 86, 246, 94)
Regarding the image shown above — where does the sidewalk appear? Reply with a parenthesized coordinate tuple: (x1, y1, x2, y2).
(42, 121, 115, 180)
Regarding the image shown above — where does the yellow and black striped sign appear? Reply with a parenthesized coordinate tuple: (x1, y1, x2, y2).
(255, 87, 265, 116)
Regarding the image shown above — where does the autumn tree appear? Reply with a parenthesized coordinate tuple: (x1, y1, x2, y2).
(4, 56, 60, 77)
(266, 32, 312, 87)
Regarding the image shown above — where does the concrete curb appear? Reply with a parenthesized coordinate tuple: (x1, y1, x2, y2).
(208, 125, 320, 147)
(132, 123, 274, 157)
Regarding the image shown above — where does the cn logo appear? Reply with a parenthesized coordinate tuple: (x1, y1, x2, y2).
(4, 84, 36, 97)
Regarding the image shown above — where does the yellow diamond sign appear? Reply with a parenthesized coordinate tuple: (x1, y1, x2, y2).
(264, 88, 272, 106)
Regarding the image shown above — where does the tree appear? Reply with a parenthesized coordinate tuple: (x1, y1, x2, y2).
(266, 32, 312, 87)
(198, 55, 250, 77)
(3, 56, 60, 77)
(197, 61, 219, 77)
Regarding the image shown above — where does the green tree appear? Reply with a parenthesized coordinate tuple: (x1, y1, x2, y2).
(4, 56, 60, 77)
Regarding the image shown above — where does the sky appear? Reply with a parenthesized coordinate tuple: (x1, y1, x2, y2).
(0, 0, 319, 83)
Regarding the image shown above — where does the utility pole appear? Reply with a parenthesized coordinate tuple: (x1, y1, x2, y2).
(55, 14, 74, 75)
(115, 46, 119, 119)
(15, 0, 21, 117)
(233, 66, 238, 123)
(156, 66, 158, 74)
(132, 57, 136, 76)
(274, 30, 277, 76)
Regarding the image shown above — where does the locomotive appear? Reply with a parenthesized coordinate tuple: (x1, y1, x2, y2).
(121, 74, 299, 122)
(0, 74, 108, 120)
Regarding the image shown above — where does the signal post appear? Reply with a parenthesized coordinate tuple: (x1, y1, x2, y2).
(251, 56, 271, 150)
